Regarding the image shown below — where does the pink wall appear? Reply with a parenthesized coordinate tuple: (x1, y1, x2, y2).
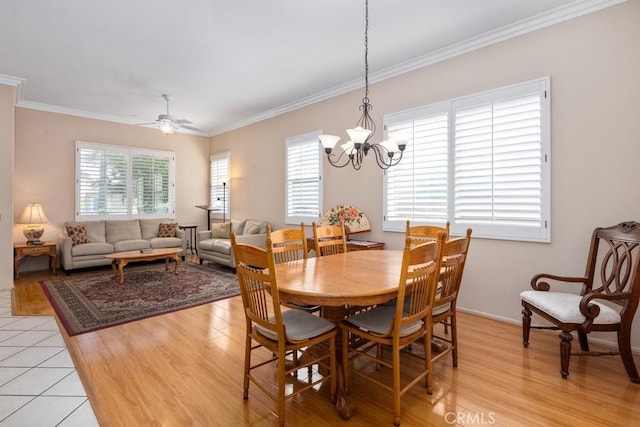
(13, 109, 211, 271)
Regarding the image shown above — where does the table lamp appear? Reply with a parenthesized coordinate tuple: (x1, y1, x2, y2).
(17, 203, 49, 245)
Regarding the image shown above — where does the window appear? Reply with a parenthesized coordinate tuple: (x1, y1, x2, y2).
(383, 77, 550, 242)
(210, 152, 230, 221)
(285, 131, 323, 224)
(76, 141, 175, 221)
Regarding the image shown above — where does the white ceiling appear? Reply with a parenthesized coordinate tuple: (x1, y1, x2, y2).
(0, 0, 623, 136)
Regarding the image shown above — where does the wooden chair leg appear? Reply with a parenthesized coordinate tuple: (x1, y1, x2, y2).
(578, 330, 590, 352)
(243, 334, 251, 399)
(392, 346, 401, 427)
(618, 328, 640, 383)
(278, 353, 286, 426)
(450, 313, 458, 368)
(559, 331, 573, 379)
(521, 306, 532, 348)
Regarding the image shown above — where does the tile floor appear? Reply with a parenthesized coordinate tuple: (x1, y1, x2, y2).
(0, 289, 98, 426)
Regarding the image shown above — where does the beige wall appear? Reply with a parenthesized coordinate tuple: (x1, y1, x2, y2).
(210, 2, 640, 348)
(0, 84, 15, 290)
(13, 109, 211, 272)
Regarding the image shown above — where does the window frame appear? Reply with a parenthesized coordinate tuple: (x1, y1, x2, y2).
(383, 77, 551, 242)
(75, 141, 175, 222)
(285, 130, 323, 225)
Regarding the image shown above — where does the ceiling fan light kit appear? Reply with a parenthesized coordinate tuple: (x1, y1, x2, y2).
(138, 94, 206, 135)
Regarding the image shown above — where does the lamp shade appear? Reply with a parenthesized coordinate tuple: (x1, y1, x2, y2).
(17, 204, 49, 225)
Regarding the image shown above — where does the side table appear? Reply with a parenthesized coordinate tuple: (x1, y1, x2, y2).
(14, 242, 58, 279)
(179, 224, 198, 254)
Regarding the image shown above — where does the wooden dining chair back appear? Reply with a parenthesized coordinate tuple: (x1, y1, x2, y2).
(231, 232, 338, 426)
(521, 221, 640, 383)
(267, 223, 308, 264)
(341, 233, 445, 426)
(406, 220, 450, 246)
(431, 228, 472, 368)
(312, 221, 347, 257)
(266, 223, 320, 314)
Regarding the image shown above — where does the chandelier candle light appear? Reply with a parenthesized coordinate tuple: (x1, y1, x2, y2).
(17, 203, 49, 244)
(319, 0, 407, 170)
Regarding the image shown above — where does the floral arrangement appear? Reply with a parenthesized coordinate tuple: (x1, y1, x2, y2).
(319, 204, 371, 234)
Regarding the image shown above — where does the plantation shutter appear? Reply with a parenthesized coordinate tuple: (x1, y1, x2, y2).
(452, 79, 547, 240)
(77, 144, 129, 218)
(210, 152, 230, 221)
(131, 150, 174, 215)
(383, 104, 449, 231)
(76, 142, 176, 221)
(286, 131, 322, 224)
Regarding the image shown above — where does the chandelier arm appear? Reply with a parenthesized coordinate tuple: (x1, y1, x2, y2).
(326, 150, 356, 168)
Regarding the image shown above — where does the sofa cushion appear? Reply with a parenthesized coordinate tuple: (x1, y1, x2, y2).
(158, 223, 178, 237)
(66, 225, 89, 246)
(106, 220, 141, 243)
(113, 240, 150, 252)
(71, 242, 114, 256)
(200, 238, 232, 255)
(243, 219, 267, 235)
(211, 222, 231, 238)
(65, 221, 106, 243)
(140, 218, 171, 239)
(149, 237, 183, 249)
(231, 219, 246, 236)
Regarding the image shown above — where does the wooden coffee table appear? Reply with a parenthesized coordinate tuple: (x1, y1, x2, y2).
(105, 248, 182, 285)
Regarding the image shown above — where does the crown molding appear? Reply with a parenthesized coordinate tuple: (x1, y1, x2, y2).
(209, 0, 626, 136)
(9, 0, 626, 138)
(0, 74, 26, 104)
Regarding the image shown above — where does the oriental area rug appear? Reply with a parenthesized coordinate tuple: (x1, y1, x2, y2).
(40, 262, 239, 336)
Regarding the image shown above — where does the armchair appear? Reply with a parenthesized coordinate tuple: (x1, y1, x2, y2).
(520, 221, 640, 382)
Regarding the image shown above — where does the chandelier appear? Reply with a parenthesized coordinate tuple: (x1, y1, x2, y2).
(319, 0, 406, 170)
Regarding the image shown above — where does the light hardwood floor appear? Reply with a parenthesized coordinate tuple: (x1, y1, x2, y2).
(13, 263, 640, 427)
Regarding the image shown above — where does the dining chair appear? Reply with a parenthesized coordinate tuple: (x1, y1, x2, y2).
(312, 221, 347, 257)
(406, 220, 450, 245)
(266, 223, 320, 314)
(341, 233, 445, 426)
(230, 232, 338, 426)
(521, 221, 640, 382)
(406, 220, 451, 333)
(431, 228, 472, 368)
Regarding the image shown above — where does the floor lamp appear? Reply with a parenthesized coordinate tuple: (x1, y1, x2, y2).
(222, 181, 226, 223)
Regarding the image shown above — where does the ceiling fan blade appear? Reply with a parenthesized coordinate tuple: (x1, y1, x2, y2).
(175, 119, 192, 125)
(135, 122, 157, 126)
(181, 124, 208, 134)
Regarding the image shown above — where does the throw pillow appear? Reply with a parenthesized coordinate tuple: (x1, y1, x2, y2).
(158, 223, 178, 238)
(211, 222, 231, 239)
(66, 225, 89, 246)
(243, 220, 263, 235)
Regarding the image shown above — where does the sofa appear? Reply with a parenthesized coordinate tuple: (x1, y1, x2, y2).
(197, 219, 269, 269)
(59, 218, 186, 272)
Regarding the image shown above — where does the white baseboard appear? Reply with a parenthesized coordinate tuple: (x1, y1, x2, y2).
(457, 306, 640, 355)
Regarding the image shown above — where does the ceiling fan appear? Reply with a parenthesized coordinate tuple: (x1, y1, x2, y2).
(140, 94, 206, 135)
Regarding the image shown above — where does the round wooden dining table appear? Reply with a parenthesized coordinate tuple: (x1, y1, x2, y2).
(274, 249, 404, 420)
(275, 249, 403, 307)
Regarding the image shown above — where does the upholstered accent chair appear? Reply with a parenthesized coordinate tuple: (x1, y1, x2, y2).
(521, 221, 640, 383)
